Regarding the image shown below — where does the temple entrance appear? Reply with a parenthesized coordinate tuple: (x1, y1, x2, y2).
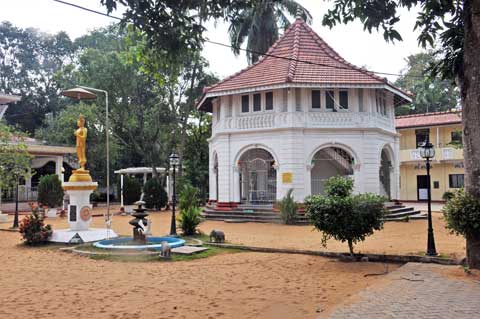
(311, 147, 354, 195)
(379, 148, 393, 199)
(238, 148, 276, 205)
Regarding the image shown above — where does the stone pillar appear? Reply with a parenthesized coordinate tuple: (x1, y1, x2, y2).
(233, 164, 240, 203)
(55, 156, 63, 181)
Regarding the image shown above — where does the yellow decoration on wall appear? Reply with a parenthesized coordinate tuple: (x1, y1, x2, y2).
(282, 172, 293, 184)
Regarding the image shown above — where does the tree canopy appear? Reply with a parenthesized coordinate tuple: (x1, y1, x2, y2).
(394, 52, 459, 115)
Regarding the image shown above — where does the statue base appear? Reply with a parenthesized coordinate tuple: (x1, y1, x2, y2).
(63, 181, 97, 231)
(69, 168, 92, 182)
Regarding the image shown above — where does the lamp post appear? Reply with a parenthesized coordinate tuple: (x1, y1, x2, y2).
(169, 152, 180, 236)
(419, 135, 437, 256)
(62, 86, 110, 225)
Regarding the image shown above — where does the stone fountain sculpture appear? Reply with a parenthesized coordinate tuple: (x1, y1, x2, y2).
(129, 200, 152, 244)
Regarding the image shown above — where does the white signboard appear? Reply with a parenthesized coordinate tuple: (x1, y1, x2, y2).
(418, 188, 428, 200)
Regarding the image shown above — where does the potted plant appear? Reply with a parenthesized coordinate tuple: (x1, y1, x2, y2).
(123, 176, 142, 213)
(37, 174, 64, 218)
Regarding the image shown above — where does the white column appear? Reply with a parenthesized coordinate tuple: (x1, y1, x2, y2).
(120, 174, 124, 207)
(55, 156, 63, 181)
(233, 165, 240, 203)
(143, 173, 147, 185)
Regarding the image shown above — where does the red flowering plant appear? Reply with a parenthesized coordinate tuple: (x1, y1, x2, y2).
(19, 203, 52, 245)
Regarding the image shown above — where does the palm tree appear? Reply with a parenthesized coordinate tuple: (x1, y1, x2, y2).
(228, 0, 312, 64)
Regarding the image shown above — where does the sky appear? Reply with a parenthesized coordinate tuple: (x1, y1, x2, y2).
(0, 0, 426, 82)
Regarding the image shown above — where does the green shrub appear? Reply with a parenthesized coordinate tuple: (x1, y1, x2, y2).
(143, 178, 168, 210)
(19, 204, 52, 245)
(306, 176, 386, 255)
(278, 189, 298, 225)
(324, 175, 354, 197)
(123, 176, 142, 205)
(443, 189, 480, 237)
(37, 174, 64, 208)
(177, 206, 203, 236)
(442, 191, 455, 201)
(178, 184, 199, 212)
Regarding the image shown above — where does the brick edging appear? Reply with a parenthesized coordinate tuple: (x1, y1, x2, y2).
(203, 242, 461, 265)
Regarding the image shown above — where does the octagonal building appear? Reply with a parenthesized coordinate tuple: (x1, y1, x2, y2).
(197, 16, 411, 209)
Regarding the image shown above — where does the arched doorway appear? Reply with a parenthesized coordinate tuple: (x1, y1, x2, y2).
(238, 148, 276, 205)
(311, 147, 354, 195)
(379, 147, 393, 199)
(213, 153, 219, 201)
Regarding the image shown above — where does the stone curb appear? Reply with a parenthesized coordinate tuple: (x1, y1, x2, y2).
(61, 246, 161, 257)
(203, 242, 461, 265)
(0, 228, 19, 232)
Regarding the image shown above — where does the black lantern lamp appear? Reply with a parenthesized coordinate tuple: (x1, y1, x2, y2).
(169, 153, 180, 236)
(419, 136, 437, 256)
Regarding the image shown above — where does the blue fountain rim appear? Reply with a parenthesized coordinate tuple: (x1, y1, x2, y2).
(93, 236, 185, 250)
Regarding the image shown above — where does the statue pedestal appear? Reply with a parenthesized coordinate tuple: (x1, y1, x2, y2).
(63, 181, 97, 231)
(49, 178, 118, 243)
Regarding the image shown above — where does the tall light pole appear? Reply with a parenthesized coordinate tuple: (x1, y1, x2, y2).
(419, 135, 437, 256)
(169, 152, 179, 236)
(62, 86, 111, 225)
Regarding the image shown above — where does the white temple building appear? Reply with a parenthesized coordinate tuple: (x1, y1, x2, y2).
(197, 16, 411, 208)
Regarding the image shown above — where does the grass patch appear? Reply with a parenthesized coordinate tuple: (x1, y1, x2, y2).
(73, 242, 243, 263)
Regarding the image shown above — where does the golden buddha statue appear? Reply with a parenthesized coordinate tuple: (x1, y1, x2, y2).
(69, 114, 92, 182)
(75, 114, 87, 169)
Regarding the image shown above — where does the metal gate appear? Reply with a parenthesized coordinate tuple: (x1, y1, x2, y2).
(311, 147, 354, 195)
(239, 149, 276, 204)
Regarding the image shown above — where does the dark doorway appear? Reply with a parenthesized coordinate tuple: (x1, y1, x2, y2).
(417, 175, 429, 201)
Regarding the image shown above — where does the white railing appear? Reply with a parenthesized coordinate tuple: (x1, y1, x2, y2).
(213, 111, 395, 134)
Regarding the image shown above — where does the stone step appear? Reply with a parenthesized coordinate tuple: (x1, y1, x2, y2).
(384, 212, 428, 221)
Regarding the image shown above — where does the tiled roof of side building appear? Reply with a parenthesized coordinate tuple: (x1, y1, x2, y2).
(197, 17, 411, 111)
(395, 110, 462, 129)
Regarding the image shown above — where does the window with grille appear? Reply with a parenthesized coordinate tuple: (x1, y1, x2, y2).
(295, 88, 302, 111)
(282, 89, 288, 112)
(451, 131, 462, 145)
(253, 93, 261, 112)
(242, 95, 249, 113)
(415, 129, 430, 148)
(311, 90, 321, 109)
(449, 174, 464, 188)
(339, 90, 348, 109)
(326, 90, 335, 110)
(265, 92, 273, 110)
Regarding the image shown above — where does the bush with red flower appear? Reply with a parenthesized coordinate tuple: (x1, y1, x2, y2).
(19, 203, 53, 245)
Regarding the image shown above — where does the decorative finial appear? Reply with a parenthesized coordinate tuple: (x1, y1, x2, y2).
(295, 6, 303, 21)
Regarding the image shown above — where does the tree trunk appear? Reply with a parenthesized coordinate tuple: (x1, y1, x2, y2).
(462, 0, 480, 269)
(348, 239, 354, 256)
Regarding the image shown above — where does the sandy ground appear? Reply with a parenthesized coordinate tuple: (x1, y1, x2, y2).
(0, 229, 395, 319)
(1, 205, 465, 258)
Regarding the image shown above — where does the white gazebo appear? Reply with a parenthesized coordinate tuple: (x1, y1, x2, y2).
(114, 167, 172, 208)
(197, 16, 411, 209)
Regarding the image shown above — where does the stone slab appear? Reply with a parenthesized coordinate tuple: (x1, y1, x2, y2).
(50, 228, 118, 244)
(171, 246, 209, 255)
(0, 214, 9, 223)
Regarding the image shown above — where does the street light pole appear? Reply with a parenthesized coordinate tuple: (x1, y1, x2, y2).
(170, 164, 177, 236)
(419, 135, 437, 256)
(12, 176, 19, 229)
(425, 155, 437, 256)
(169, 153, 179, 236)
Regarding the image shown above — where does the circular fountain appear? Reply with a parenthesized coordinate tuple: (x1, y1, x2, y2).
(93, 201, 185, 250)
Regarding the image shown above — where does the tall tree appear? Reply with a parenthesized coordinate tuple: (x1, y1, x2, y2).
(0, 22, 75, 133)
(322, 0, 480, 268)
(228, 0, 312, 64)
(395, 52, 459, 115)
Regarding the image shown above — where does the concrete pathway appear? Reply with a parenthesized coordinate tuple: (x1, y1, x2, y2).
(328, 263, 480, 319)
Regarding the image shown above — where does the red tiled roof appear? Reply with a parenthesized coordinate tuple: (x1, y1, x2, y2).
(198, 17, 410, 111)
(395, 111, 462, 129)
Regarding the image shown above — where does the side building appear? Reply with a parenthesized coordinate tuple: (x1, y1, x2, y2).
(396, 111, 463, 202)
